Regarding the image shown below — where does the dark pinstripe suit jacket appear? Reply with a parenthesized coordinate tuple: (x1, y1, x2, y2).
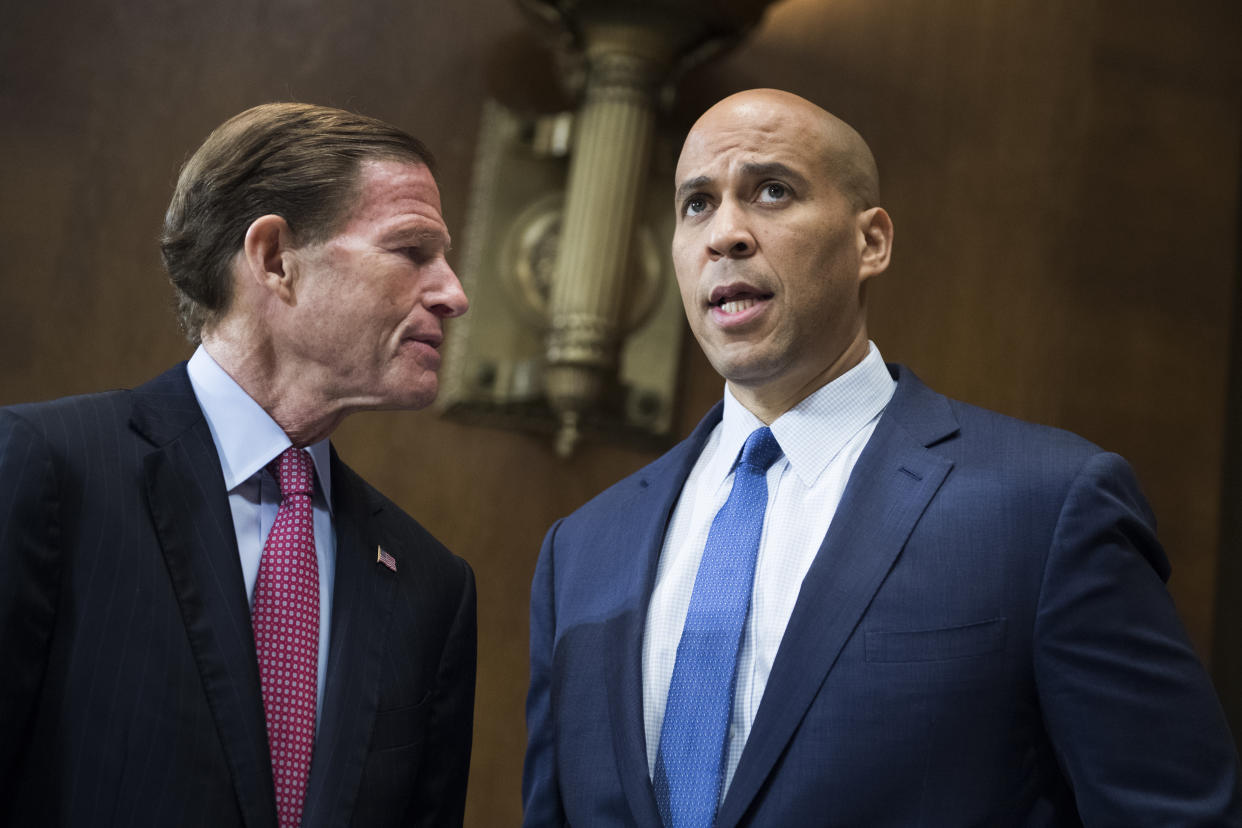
(0, 364, 476, 828)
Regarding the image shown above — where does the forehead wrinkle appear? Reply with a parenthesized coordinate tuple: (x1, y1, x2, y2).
(678, 114, 810, 182)
(345, 159, 443, 219)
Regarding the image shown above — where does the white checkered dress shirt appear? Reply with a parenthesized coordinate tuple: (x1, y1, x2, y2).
(642, 343, 897, 799)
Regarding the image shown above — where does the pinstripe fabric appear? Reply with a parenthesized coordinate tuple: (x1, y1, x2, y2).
(0, 364, 476, 828)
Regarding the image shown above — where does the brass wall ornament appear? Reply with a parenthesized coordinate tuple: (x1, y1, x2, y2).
(440, 0, 782, 456)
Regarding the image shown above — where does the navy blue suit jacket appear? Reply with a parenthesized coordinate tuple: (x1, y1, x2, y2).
(524, 365, 1240, 826)
(0, 364, 476, 827)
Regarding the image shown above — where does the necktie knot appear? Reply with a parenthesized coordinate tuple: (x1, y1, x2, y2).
(739, 426, 782, 472)
(270, 447, 315, 498)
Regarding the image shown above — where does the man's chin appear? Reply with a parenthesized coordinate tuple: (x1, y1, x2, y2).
(709, 349, 785, 388)
(367, 375, 439, 412)
(395, 383, 438, 412)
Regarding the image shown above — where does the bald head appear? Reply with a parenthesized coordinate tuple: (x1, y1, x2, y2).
(680, 89, 880, 210)
(670, 88, 894, 421)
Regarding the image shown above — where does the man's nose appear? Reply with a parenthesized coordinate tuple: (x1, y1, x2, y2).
(427, 261, 469, 318)
(707, 199, 756, 259)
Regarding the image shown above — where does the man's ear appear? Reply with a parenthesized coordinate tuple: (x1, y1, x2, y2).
(242, 214, 298, 304)
(857, 206, 893, 281)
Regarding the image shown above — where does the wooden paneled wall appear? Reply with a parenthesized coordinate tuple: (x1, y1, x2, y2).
(2, 0, 1238, 824)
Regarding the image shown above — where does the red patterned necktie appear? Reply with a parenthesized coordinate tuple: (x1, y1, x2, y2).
(252, 447, 319, 828)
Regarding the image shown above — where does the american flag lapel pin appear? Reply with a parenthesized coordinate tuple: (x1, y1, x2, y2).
(377, 545, 397, 573)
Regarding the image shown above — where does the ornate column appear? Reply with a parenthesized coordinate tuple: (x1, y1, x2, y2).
(544, 27, 672, 455)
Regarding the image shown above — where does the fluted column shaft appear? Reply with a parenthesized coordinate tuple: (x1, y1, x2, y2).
(545, 42, 664, 446)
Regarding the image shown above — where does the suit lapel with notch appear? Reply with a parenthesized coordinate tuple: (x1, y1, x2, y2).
(602, 404, 724, 827)
(134, 364, 278, 828)
(716, 367, 960, 828)
(299, 453, 399, 828)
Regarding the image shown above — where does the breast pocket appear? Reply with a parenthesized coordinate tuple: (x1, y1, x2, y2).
(369, 690, 432, 753)
(864, 617, 1007, 663)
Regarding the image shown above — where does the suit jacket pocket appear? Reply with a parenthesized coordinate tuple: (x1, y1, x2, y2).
(865, 617, 1007, 663)
(369, 691, 432, 752)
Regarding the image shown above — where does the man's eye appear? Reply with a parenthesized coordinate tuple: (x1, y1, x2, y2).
(683, 197, 708, 217)
(758, 182, 788, 202)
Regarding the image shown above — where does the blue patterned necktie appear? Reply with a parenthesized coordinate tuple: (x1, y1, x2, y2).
(654, 426, 783, 828)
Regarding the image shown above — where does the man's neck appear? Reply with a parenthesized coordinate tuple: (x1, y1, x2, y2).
(200, 334, 345, 447)
(728, 331, 871, 425)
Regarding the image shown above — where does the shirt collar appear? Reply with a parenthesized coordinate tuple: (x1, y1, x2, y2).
(715, 342, 896, 489)
(186, 345, 333, 509)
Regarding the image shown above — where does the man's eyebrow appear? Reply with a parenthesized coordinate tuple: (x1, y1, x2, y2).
(739, 161, 809, 188)
(380, 225, 448, 247)
(675, 175, 712, 204)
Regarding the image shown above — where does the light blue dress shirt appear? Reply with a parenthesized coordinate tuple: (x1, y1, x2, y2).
(186, 346, 336, 718)
(644, 342, 897, 799)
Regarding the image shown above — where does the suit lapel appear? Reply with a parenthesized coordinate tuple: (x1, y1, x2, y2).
(300, 453, 397, 828)
(717, 367, 958, 828)
(604, 405, 724, 827)
(134, 365, 278, 828)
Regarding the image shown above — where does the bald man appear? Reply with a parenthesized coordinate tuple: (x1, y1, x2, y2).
(522, 89, 1240, 827)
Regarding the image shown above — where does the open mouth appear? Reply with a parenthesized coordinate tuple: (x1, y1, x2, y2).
(709, 284, 773, 314)
(717, 296, 764, 314)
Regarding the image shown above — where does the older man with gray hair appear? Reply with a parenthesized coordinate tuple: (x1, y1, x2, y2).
(1, 102, 475, 828)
